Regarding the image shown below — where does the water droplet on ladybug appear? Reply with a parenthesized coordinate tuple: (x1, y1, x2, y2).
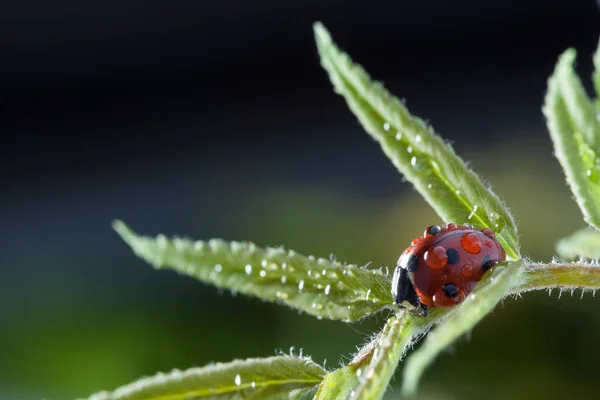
(424, 246, 448, 269)
(461, 264, 476, 277)
(461, 232, 482, 254)
(482, 228, 496, 239)
(425, 225, 442, 237)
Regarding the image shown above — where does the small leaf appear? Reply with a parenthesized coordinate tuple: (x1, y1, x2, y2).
(313, 22, 520, 260)
(543, 48, 600, 229)
(82, 355, 325, 400)
(113, 220, 393, 322)
(401, 260, 524, 396)
(557, 227, 600, 260)
(350, 311, 421, 400)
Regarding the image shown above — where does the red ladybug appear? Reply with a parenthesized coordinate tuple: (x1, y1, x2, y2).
(391, 223, 506, 316)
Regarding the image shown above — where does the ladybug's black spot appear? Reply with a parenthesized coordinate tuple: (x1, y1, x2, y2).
(443, 283, 459, 298)
(399, 253, 419, 272)
(481, 255, 496, 273)
(426, 225, 442, 235)
(446, 248, 460, 265)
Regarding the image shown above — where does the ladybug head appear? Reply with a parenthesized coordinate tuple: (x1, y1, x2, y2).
(391, 258, 428, 316)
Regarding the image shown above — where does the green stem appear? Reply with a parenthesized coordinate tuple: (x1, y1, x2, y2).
(516, 263, 600, 293)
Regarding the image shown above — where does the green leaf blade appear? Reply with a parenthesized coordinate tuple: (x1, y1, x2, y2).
(313, 366, 360, 400)
(314, 22, 520, 260)
(350, 311, 420, 400)
(82, 355, 325, 400)
(544, 48, 600, 229)
(113, 220, 393, 322)
(556, 227, 600, 260)
(401, 260, 524, 396)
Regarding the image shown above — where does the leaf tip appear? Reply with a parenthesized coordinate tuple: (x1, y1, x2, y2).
(557, 48, 577, 72)
(112, 219, 136, 243)
(313, 21, 331, 47)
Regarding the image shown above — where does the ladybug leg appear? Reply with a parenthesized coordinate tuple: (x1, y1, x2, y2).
(418, 304, 429, 317)
(391, 266, 420, 309)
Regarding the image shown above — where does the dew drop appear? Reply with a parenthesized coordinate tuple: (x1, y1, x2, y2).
(234, 374, 241, 386)
(407, 146, 413, 153)
(427, 183, 433, 189)
(410, 156, 417, 166)
(380, 337, 392, 348)
(456, 190, 461, 195)
(356, 368, 363, 377)
(245, 264, 252, 275)
(259, 270, 267, 277)
(307, 269, 312, 277)
(366, 368, 376, 379)
(396, 132, 402, 140)
(324, 284, 331, 295)
(416, 134, 421, 143)
(468, 205, 478, 220)
(261, 260, 268, 268)
(276, 291, 289, 300)
(383, 122, 390, 131)
(281, 275, 287, 284)
(322, 269, 327, 276)
(312, 302, 324, 310)
(214, 264, 222, 273)
(298, 280, 305, 291)
(251, 381, 256, 389)
(365, 289, 372, 301)
(281, 262, 287, 270)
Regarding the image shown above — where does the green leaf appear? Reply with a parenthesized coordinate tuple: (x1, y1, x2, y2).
(81, 355, 325, 400)
(113, 220, 393, 322)
(543, 48, 600, 229)
(313, 22, 520, 260)
(313, 366, 360, 400)
(401, 260, 524, 396)
(556, 227, 600, 260)
(350, 311, 421, 400)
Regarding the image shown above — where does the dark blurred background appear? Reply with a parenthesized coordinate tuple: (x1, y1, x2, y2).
(2, 1, 600, 399)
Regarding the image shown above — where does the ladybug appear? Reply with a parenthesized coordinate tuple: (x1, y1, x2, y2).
(391, 223, 506, 316)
